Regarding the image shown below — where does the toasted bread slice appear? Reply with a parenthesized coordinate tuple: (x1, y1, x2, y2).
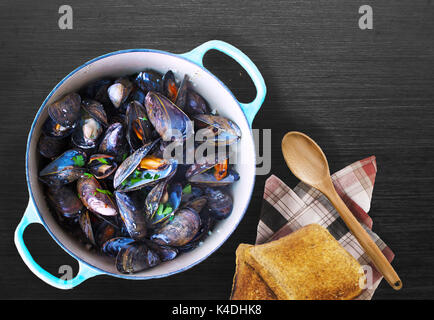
(230, 244, 277, 300)
(245, 224, 363, 300)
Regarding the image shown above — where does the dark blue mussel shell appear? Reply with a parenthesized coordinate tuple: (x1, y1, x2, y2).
(39, 149, 87, 186)
(135, 70, 163, 93)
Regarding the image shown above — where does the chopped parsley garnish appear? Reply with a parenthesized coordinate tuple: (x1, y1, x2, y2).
(139, 116, 148, 122)
(72, 155, 85, 167)
(133, 169, 141, 178)
(96, 188, 113, 197)
(153, 174, 160, 180)
(96, 157, 109, 165)
(129, 178, 142, 185)
(182, 184, 192, 195)
(156, 204, 164, 216)
(122, 153, 128, 161)
(156, 204, 173, 218)
(144, 173, 152, 179)
(83, 172, 93, 178)
(162, 205, 173, 216)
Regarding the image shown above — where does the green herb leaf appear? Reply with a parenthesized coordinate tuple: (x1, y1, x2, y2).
(133, 169, 141, 178)
(162, 205, 173, 216)
(156, 203, 164, 216)
(122, 153, 128, 161)
(182, 184, 192, 195)
(83, 172, 93, 178)
(144, 173, 152, 179)
(96, 188, 113, 197)
(153, 174, 160, 180)
(96, 158, 109, 165)
(72, 155, 85, 167)
(139, 116, 148, 121)
(129, 178, 142, 185)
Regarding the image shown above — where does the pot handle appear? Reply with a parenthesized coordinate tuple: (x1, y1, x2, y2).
(181, 40, 266, 126)
(14, 200, 101, 289)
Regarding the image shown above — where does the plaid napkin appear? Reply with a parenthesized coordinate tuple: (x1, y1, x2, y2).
(255, 156, 394, 300)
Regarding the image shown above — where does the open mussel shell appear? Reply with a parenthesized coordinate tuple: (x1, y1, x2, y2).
(194, 114, 241, 146)
(145, 91, 193, 143)
(115, 242, 161, 274)
(38, 134, 67, 159)
(204, 187, 233, 220)
(81, 99, 108, 127)
(135, 70, 163, 93)
(107, 77, 133, 108)
(145, 181, 182, 225)
(162, 70, 178, 103)
(115, 191, 147, 239)
(113, 139, 160, 190)
(185, 151, 228, 178)
(77, 175, 118, 216)
(101, 237, 135, 257)
(87, 154, 117, 179)
(187, 168, 239, 187)
(42, 116, 75, 138)
(117, 157, 178, 192)
(47, 93, 81, 128)
(71, 109, 104, 149)
(39, 149, 86, 186)
(126, 101, 153, 151)
(150, 197, 205, 247)
(46, 185, 84, 219)
(185, 152, 239, 187)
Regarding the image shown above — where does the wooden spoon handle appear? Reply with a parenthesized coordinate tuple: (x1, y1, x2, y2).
(322, 181, 402, 290)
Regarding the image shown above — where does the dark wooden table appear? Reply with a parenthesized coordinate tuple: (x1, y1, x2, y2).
(0, 0, 433, 299)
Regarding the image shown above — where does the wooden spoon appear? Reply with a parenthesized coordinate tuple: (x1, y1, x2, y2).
(281, 131, 402, 290)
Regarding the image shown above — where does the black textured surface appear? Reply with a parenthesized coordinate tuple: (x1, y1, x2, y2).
(0, 0, 433, 299)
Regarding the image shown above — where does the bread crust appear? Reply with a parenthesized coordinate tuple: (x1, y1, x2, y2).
(230, 244, 277, 300)
(244, 224, 363, 300)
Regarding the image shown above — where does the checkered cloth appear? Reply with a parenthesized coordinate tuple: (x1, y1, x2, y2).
(255, 156, 394, 300)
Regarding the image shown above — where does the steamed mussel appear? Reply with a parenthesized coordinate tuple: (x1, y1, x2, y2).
(107, 77, 133, 109)
(39, 149, 87, 186)
(71, 99, 107, 149)
(38, 68, 242, 273)
(77, 175, 118, 216)
(42, 93, 81, 138)
(87, 154, 117, 179)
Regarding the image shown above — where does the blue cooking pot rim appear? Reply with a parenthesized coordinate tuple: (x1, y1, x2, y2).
(20, 41, 266, 285)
